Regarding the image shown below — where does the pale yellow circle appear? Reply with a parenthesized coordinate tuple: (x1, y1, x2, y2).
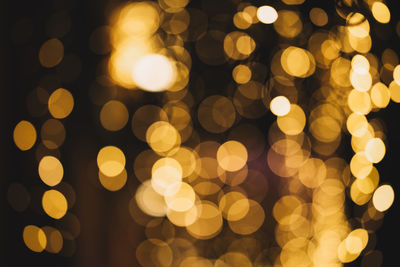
(116, 1, 160, 37)
(350, 152, 372, 179)
(277, 104, 306, 135)
(346, 228, 369, 255)
(151, 158, 183, 197)
(217, 140, 248, 172)
(281, 47, 311, 78)
(38, 156, 64, 186)
(348, 89, 371, 115)
(347, 13, 370, 38)
(164, 182, 195, 212)
(389, 81, 400, 103)
(347, 113, 368, 137)
(373, 184, 394, 212)
(370, 82, 390, 108)
(393, 65, 400, 85)
(97, 146, 126, 177)
(372, 2, 390, 24)
(298, 158, 326, 188)
(146, 121, 181, 154)
(135, 181, 167, 217)
(351, 54, 369, 74)
(365, 138, 385, 163)
(270, 96, 290, 116)
(345, 228, 368, 255)
(166, 203, 199, 227)
(350, 71, 372, 92)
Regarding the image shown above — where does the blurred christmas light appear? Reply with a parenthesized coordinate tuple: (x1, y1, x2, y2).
(8, 0, 398, 265)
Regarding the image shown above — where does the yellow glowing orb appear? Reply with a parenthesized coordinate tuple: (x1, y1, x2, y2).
(365, 138, 385, 163)
(371, 2, 390, 24)
(217, 140, 248, 172)
(97, 146, 126, 177)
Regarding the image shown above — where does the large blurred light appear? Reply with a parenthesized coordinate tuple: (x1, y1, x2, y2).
(132, 54, 175, 92)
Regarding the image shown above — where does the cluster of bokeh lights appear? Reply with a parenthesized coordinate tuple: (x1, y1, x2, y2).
(10, 0, 398, 266)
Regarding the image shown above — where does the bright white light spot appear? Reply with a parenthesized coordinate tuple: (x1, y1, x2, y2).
(257, 6, 278, 24)
(270, 96, 290, 116)
(373, 184, 394, 212)
(132, 54, 175, 92)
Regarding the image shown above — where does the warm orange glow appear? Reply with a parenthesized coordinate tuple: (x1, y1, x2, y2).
(97, 146, 126, 177)
(13, 120, 36, 151)
(23, 225, 47, 253)
(48, 88, 74, 119)
(42, 190, 68, 219)
(100, 100, 129, 131)
(217, 141, 248, 172)
(371, 2, 390, 24)
(39, 38, 64, 68)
